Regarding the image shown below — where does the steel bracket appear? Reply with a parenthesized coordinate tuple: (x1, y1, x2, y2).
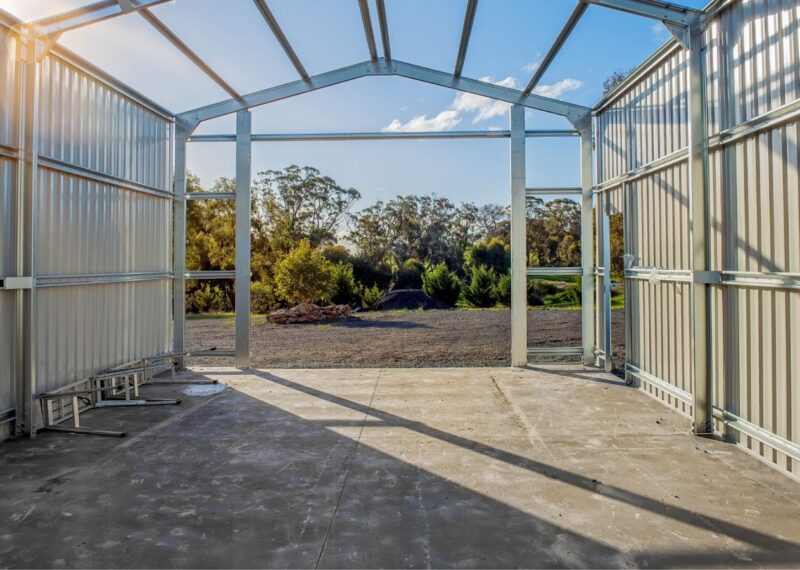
(664, 22, 690, 49)
(1, 276, 33, 290)
(693, 271, 722, 284)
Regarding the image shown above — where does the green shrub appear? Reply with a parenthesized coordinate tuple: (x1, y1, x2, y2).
(464, 238, 510, 275)
(359, 284, 383, 308)
(275, 240, 337, 305)
(464, 265, 497, 307)
(320, 244, 353, 266)
(422, 262, 461, 306)
(394, 258, 425, 289)
(186, 283, 233, 313)
(526, 280, 546, 306)
(495, 272, 511, 306)
(544, 284, 582, 307)
(527, 279, 559, 298)
(351, 257, 393, 290)
(331, 263, 360, 305)
(251, 280, 278, 314)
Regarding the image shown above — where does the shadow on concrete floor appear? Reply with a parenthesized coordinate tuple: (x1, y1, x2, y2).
(1, 366, 799, 568)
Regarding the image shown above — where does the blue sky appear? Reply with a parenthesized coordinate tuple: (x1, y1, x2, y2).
(2, 0, 706, 208)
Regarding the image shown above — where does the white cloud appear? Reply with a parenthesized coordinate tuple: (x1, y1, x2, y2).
(452, 76, 516, 124)
(381, 74, 582, 132)
(533, 78, 583, 99)
(382, 110, 462, 132)
(523, 60, 542, 73)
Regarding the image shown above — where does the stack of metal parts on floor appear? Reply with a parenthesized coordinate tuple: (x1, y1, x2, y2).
(36, 351, 198, 437)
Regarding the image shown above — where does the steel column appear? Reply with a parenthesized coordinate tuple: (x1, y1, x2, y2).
(579, 123, 595, 365)
(172, 127, 189, 368)
(509, 105, 527, 367)
(687, 20, 712, 435)
(15, 34, 39, 435)
(601, 198, 612, 373)
(234, 110, 252, 368)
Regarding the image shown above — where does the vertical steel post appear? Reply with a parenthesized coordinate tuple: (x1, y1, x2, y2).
(579, 121, 595, 365)
(15, 33, 39, 435)
(509, 105, 527, 367)
(234, 110, 252, 368)
(601, 198, 612, 372)
(687, 19, 712, 435)
(172, 127, 189, 368)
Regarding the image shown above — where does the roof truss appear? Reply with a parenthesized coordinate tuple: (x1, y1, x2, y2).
(177, 58, 592, 132)
(23, 0, 702, 129)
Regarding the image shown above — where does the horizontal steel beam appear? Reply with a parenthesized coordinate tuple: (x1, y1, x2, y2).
(526, 187, 582, 196)
(177, 58, 590, 129)
(454, 0, 478, 78)
(138, 9, 241, 100)
(0, 143, 18, 160)
(187, 129, 580, 143)
(38, 155, 173, 200)
(707, 98, 800, 150)
(582, 0, 700, 25)
(36, 271, 173, 288)
(594, 147, 688, 192)
(627, 364, 693, 405)
(24, 0, 173, 37)
(527, 346, 583, 355)
(186, 271, 236, 280)
(527, 267, 582, 276)
(712, 407, 800, 463)
(357, 0, 378, 62)
(189, 349, 235, 357)
(252, 0, 308, 80)
(523, 1, 587, 95)
(186, 191, 237, 200)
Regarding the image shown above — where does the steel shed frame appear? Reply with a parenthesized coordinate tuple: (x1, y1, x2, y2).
(1, 0, 798, 481)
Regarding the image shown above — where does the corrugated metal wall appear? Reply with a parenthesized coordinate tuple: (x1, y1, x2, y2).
(0, 21, 19, 431)
(594, 0, 800, 477)
(0, 15, 174, 433)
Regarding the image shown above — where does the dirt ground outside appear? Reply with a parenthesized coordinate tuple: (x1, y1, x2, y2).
(187, 309, 625, 369)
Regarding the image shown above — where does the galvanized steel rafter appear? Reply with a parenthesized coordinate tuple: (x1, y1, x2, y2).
(177, 58, 591, 131)
(454, 0, 478, 78)
(252, 0, 309, 81)
(137, 8, 242, 100)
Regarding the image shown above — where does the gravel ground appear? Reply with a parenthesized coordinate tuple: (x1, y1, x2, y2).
(187, 308, 625, 369)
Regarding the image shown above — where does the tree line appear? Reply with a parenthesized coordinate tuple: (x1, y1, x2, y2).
(186, 164, 599, 313)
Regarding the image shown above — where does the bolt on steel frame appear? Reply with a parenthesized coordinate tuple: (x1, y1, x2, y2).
(3, 0, 729, 451)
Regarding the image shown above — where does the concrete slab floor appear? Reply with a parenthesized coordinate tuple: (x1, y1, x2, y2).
(1, 366, 799, 569)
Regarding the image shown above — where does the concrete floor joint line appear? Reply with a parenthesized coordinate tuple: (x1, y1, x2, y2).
(314, 368, 384, 569)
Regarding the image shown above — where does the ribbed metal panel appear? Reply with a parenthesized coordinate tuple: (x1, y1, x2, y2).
(35, 170, 171, 275)
(0, 158, 16, 414)
(36, 281, 171, 392)
(596, 44, 688, 183)
(0, 15, 174, 435)
(38, 54, 171, 193)
(31, 61, 174, 395)
(596, 0, 800, 477)
(0, 23, 15, 147)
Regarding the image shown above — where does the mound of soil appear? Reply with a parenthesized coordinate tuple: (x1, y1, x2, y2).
(374, 289, 451, 311)
(269, 303, 351, 324)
